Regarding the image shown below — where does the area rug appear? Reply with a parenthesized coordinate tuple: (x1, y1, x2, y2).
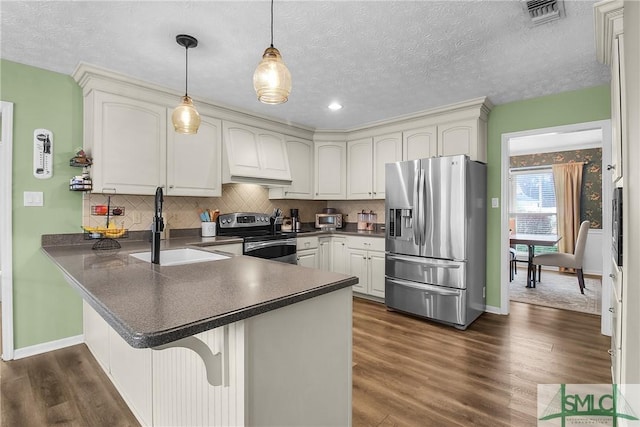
(509, 268, 602, 315)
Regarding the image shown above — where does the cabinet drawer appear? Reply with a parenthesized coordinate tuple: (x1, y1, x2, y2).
(297, 236, 319, 250)
(611, 256, 623, 300)
(345, 236, 384, 252)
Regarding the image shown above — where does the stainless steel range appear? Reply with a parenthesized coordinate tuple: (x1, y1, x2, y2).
(216, 212, 297, 264)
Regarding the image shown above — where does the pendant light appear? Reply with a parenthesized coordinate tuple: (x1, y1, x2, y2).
(172, 34, 201, 134)
(253, 0, 292, 104)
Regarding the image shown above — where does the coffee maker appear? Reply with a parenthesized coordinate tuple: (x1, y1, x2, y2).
(290, 208, 300, 231)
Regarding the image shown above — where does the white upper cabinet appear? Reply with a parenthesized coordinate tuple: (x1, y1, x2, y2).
(373, 133, 403, 198)
(403, 126, 437, 160)
(438, 119, 482, 161)
(314, 141, 347, 199)
(610, 35, 625, 182)
(88, 91, 167, 195)
(167, 114, 222, 197)
(269, 137, 314, 199)
(346, 138, 373, 199)
(223, 121, 292, 186)
(347, 133, 402, 199)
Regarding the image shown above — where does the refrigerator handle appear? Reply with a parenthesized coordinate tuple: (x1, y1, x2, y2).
(413, 168, 421, 246)
(418, 168, 425, 247)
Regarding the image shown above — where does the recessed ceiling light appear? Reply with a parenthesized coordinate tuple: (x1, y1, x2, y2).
(328, 102, 343, 111)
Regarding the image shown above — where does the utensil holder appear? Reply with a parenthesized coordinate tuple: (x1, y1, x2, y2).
(201, 222, 217, 237)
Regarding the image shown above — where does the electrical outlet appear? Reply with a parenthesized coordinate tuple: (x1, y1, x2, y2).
(491, 197, 499, 208)
(133, 212, 141, 224)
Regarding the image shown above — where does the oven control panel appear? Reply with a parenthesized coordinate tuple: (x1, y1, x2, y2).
(218, 212, 271, 228)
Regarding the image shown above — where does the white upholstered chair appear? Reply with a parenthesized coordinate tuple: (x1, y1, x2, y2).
(532, 220, 590, 294)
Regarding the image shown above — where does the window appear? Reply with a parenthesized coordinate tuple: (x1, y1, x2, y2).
(509, 168, 558, 255)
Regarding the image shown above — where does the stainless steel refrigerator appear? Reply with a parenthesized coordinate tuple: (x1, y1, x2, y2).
(385, 155, 486, 329)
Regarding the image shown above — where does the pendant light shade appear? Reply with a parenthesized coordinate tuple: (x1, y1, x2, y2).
(253, 0, 291, 104)
(172, 95, 200, 134)
(172, 34, 200, 134)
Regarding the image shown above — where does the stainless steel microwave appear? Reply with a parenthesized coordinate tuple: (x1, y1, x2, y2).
(315, 213, 342, 229)
(612, 187, 623, 266)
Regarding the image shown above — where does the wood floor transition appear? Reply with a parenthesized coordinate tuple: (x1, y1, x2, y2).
(1, 298, 610, 426)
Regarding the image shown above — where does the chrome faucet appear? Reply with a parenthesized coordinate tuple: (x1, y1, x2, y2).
(151, 186, 164, 264)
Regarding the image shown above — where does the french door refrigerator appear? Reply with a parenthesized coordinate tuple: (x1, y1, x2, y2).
(385, 155, 486, 329)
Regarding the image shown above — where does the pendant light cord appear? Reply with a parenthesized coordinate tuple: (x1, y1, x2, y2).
(184, 46, 189, 97)
(270, 0, 274, 48)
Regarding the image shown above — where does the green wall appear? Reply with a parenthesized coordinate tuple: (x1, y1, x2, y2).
(485, 85, 611, 307)
(1, 60, 84, 349)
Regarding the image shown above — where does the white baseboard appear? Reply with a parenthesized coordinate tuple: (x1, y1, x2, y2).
(485, 305, 503, 315)
(12, 334, 84, 360)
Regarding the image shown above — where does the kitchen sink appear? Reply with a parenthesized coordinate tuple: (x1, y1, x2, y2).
(129, 248, 229, 266)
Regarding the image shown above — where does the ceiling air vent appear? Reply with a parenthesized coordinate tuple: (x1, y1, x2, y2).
(524, 0, 565, 26)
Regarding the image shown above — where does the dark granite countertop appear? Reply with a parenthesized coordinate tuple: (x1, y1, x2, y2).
(293, 222, 385, 238)
(42, 235, 358, 349)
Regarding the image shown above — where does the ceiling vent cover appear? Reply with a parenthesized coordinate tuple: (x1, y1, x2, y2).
(524, 0, 565, 26)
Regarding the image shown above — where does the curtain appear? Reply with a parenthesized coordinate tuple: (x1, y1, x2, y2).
(552, 162, 584, 272)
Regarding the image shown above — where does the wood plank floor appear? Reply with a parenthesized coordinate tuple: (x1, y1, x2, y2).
(353, 299, 611, 427)
(1, 299, 610, 426)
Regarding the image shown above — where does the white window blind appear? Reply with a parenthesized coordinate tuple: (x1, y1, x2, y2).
(509, 168, 558, 255)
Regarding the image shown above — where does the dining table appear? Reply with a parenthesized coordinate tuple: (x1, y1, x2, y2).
(509, 233, 561, 288)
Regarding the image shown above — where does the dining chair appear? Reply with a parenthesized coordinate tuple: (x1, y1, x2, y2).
(532, 221, 590, 294)
(509, 248, 517, 282)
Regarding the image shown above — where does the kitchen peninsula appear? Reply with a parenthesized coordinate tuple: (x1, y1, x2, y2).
(42, 235, 357, 427)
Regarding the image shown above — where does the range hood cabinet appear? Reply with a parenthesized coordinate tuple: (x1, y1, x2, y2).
(222, 121, 292, 187)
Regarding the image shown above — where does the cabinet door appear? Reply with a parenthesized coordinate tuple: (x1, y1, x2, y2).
(368, 251, 386, 298)
(318, 238, 331, 271)
(109, 328, 153, 425)
(92, 91, 166, 194)
(257, 130, 291, 181)
(403, 126, 437, 160)
(331, 238, 348, 274)
(270, 138, 314, 199)
(373, 133, 402, 199)
(610, 36, 625, 182)
(83, 301, 110, 371)
(437, 119, 478, 160)
(315, 141, 347, 199)
(167, 114, 222, 197)
(347, 138, 373, 199)
(347, 248, 368, 294)
(297, 249, 319, 268)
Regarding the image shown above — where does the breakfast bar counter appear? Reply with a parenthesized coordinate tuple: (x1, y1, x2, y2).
(42, 235, 357, 426)
(42, 236, 356, 348)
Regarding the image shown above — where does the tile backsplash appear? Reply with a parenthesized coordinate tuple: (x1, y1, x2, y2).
(83, 183, 386, 233)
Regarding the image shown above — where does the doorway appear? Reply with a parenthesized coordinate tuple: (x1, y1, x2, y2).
(500, 120, 613, 335)
(1, 101, 14, 360)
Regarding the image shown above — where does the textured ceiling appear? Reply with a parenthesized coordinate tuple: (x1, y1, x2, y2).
(1, 1, 610, 130)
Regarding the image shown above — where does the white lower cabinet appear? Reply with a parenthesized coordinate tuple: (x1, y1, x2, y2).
(610, 256, 623, 384)
(297, 250, 318, 268)
(297, 236, 319, 268)
(345, 236, 385, 298)
(109, 328, 153, 425)
(318, 237, 331, 271)
(331, 237, 348, 274)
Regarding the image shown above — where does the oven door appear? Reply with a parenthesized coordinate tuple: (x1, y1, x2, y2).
(244, 238, 297, 264)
